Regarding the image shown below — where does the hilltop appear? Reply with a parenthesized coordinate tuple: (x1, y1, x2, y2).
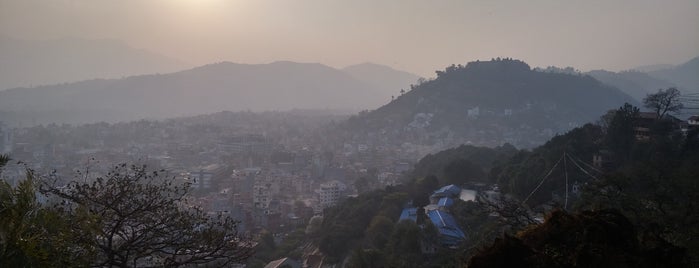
(340, 58, 637, 149)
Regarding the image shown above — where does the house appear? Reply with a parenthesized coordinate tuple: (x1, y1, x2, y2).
(633, 112, 683, 141)
(430, 184, 461, 203)
(427, 210, 466, 247)
(437, 197, 454, 208)
(688, 115, 699, 126)
(399, 207, 418, 222)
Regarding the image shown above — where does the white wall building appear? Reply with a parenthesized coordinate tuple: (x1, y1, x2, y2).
(317, 180, 346, 211)
(0, 122, 12, 154)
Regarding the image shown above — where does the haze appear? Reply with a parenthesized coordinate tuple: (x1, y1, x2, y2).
(2, 0, 698, 77)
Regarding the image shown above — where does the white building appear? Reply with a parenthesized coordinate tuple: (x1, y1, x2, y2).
(467, 107, 480, 118)
(188, 164, 220, 190)
(317, 180, 346, 211)
(253, 176, 281, 215)
(0, 122, 12, 154)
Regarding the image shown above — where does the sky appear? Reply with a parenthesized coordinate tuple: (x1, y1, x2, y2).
(1, 0, 698, 77)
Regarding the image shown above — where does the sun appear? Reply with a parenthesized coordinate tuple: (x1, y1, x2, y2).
(172, 0, 228, 10)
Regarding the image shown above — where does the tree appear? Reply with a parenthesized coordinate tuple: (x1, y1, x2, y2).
(42, 163, 253, 267)
(385, 220, 423, 267)
(0, 155, 83, 267)
(643, 87, 683, 119)
(606, 103, 639, 159)
(364, 215, 394, 249)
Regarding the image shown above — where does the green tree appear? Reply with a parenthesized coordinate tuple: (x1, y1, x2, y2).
(364, 215, 394, 249)
(0, 155, 84, 267)
(606, 103, 639, 159)
(385, 220, 424, 267)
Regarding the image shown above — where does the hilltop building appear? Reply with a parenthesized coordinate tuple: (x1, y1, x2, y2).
(399, 184, 468, 247)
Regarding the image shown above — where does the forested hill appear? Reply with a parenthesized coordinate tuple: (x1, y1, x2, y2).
(341, 58, 637, 148)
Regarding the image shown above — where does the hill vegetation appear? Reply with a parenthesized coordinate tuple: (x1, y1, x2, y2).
(312, 101, 698, 266)
(341, 58, 637, 148)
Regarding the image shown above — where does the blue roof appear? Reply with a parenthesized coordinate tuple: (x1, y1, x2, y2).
(399, 207, 418, 222)
(427, 210, 466, 246)
(438, 197, 454, 207)
(432, 184, 461, 199)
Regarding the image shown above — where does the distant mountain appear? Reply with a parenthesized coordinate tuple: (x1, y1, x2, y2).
(342, 63, 421, 101)
(0, 61, 390, 125)
(586, 70, 675, 102)
(0, 37, 189, 90)
(646, 56, 699, 94)
(340, 58, 637, 149)
(631, 64, 674, 73)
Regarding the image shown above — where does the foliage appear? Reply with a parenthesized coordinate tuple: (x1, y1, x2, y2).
(316, 188, 408, 263)
(494, 123, 603, 205)
(42, 163, 253, 267)
(412, 144, 518, 186)
(605, 103, 639, 159)
(384, 220, 424, 267)
(341, 58, 635, 149)
(468, 210, 689, 268)
(0, 156, 84, 267)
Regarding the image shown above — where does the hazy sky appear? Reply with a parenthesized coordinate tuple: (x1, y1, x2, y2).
(1, 0, 698, 77)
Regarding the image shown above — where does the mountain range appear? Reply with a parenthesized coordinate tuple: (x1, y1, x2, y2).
(0, 61, 420, 125)
(588, 56, 699, 102)
(0, 37, 190, 91)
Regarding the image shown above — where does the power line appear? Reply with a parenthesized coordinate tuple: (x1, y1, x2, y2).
(566, 152, 602, 178)
(522, 153, 564, 204)
(563, 152, 569, 210)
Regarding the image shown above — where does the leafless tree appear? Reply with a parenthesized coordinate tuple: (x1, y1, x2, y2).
(42, 164, 254, 267)
(644, 87, 683, 119)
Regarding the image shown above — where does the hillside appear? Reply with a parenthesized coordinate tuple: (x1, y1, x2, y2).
(587, 70, 676, 102)
(342, 62, 421, 101)
(0, 37, 188, 90)
(341, 58, 637, 149)
(646, 56, 699, 94)
(0, 61, 395, 125)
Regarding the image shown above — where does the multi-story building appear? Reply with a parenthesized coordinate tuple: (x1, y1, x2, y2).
(317, 180, 346, 211)
(219, 134, 272, 155)
(0, 122, 12, 154)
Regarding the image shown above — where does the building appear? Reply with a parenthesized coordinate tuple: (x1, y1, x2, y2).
(430, 184, 461, 204)
(253, 179, 279, 215)
(188, 164, 222, 190)
(0, 122, 12, 154)
(688, 115, 699, 130)
(633, 112, 683, 141)
(427, 210, 466, 247)
(219, 134, 272, 155)
(467, 107, 480, 118)
(317, 180, 346, 211)
(399, 207, 418, 222)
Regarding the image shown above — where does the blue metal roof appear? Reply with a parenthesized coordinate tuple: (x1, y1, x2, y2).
(438, 197, 454, 207)
(399, 207, 418, 222)
(427, 210, 466, 245)
(432, 184, 462, 198)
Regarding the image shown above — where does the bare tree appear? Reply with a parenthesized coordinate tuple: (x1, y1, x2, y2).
(478, 193, 538, 231)
(643, 87, 683, 119)
(42, 164, 254, 267)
